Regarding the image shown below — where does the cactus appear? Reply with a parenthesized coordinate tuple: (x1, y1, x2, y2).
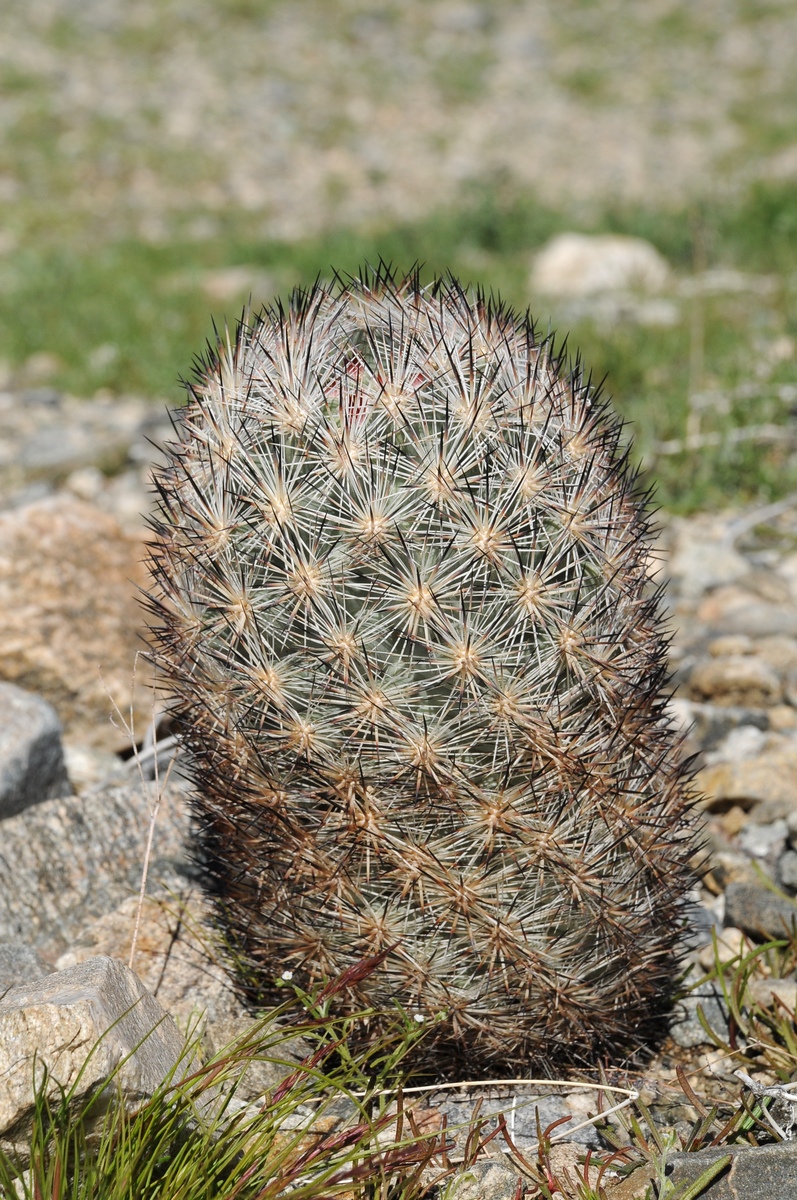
(146, 267, 699, 1072)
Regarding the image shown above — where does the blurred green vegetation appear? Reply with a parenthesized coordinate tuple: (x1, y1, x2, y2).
(0, 180, 795, 513)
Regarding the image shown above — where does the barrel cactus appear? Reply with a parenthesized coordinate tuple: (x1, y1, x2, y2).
(146, 267, 699, 1072)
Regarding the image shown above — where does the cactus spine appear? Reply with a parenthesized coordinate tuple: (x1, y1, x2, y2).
(147, 267, 699, 1072)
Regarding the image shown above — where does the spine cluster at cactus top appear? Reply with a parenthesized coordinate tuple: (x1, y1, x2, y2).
(146, 268, 699, 1072)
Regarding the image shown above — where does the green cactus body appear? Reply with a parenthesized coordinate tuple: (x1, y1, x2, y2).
(147, 269, 699, 1071)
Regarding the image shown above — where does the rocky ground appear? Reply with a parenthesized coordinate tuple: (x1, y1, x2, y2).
(3, 0, 797, 246)
(4, 369, 797, 1193)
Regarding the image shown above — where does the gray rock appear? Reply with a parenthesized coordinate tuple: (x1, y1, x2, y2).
(444, 1158, 522, 1199)
(0, 956, 187, 1158)
(671, 701, 770, 755)
(426, 1087, 601, 1153)
(724, 882, 797, 940)
(0, 942, 54, 997)
(662, 1139, 797, 1200)
(779, 848, 797, 891)
(737, 819, 788, 862)
(716, 601, 797, 639)
(0, 778, 193, 958)
(0, 682, 70, 819)
(669, 981, 730, 1049)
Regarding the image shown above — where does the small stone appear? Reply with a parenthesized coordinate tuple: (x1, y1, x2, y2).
(708, 634, 753, 657)
(698, 591, 797, 638)
(697, 927, 748, 971)
(747, 977, 797, 1011)
(0, 957, 187, 1158)
(778, 849, 797, 890)
(711, 849, 757, 888)
(0, 943, 54, 996)
(719, 805, 749, 836)
(667, 524, 749, 600)
(755, 635, 797, 672)
(442, 1158, 523, 1199)
(705, 724, 768, 765)
(696, 749, 797, 818)
(0, 682, 70, 818)
(669, 980, 730, 1049)
(724, 882, 797, 940)
(688, 655, 782, 708)
(768, 705, 797, 731)
(737, 819, 788, 861)
(530, 233, 670, 297)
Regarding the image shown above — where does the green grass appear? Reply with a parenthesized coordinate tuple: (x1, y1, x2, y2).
(6, 932, 797, 1199)
(0, 181, 795, 512)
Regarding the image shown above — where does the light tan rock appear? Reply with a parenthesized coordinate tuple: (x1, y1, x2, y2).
(696, 587, 797, 638)
(55, 890, 243, 1035)
(747, 977, 797, 1011)
(0, 496, 152, 751)
(696, 749, 797, 817)
(666, 519, 749, 599)
(756, 636, 797, 673)
(688, 655, 782, 707)
(0, 957, 186, 1159)
(697, 926, 748, 971)
(708, 634, 753, 657)
(531, 233, 669, 296)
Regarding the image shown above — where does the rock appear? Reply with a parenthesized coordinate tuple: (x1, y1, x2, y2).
(0, 682, 70, 818)
(444, 1159, 522, 1199)
(666, 519, 749, 599)
(688, 656, 782, 708)
(0, 496, 152, 752)
(669, 700, 771, 754)
(0, 942, 54, 996)
(778, 848, 797, 890)
(0, 956, 186, 1158)
(0, 778, 193, 959)
(661, 1140, 797, 1200)
(201, 1012, 313, 1104)
(737, 819, 788, 863)
(0, 389, 152, 501)
(747, 977, 797, 1010)
(56, 890, 244, 1035)
(755, 635, 797, 672)
(696, 749, 797, 818)
(697, 588, 797, 638)
(724, 881, 797, 940)
(708, 635, 754, 657)
(704, 724, 768, 765)
(669, 980, 730, 1049)
(697, 927, 747, 971)
(530, 233, 670, 296)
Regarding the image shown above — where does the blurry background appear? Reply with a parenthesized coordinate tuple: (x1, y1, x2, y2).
(1, 0, 796, 511)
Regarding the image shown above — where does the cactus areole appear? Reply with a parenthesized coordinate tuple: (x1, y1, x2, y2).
(147, 268, 699, 1072)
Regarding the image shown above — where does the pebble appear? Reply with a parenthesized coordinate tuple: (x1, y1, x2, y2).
(696, 748, 797, 819)
(669, 980, 730, 1049)
(737, 819, 788, 862)
(688, 655, 782, 707)
(0, 682, 70, 819)
(778, 849, 797, 891)
(724, 882, 797, 941)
